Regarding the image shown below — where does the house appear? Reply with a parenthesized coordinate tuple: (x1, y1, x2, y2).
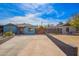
(17, 24, 26, 34)
(0, 25, 3, 35)
(3, 23, 17, 34)
(3, 23, 36, 35)
(56, 23, 76, 34)
(23, 26, 36, 35)
(17, 23, 36, 35)
(45, 24, 56, 33)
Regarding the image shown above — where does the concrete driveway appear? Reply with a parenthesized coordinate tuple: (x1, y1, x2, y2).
(0, 35, 65, 56)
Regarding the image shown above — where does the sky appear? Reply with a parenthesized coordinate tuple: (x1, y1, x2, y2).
(0, 3, 79, 25)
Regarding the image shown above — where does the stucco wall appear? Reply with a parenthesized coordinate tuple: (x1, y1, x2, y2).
(23, 27, 35, 35)
(62, 26, 76, 34)
(3, 25, 17, 33)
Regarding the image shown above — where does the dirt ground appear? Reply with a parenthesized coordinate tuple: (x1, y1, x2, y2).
(52, 34, 79, 56)
(0, 35, 65, 56)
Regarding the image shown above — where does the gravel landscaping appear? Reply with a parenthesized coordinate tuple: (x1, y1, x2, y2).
(0, 36, 14, 44)
(52, 34, 79, 55)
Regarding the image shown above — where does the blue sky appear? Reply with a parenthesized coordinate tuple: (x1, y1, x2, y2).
(0, 3, 79, 25)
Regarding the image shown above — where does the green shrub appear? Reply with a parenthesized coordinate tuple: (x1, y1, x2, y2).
(3, 32, 14, 37)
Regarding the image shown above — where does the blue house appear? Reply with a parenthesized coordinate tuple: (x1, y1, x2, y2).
(3, 23, 17, 34)
(23, 27, 36, 35)
(3, 23, 36, 35)
(17, 24, 36, 35)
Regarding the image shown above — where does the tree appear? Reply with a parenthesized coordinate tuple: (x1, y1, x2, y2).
(69, 14, 79, 31)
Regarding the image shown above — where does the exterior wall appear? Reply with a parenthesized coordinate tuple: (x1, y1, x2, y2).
(69, 27, 76, 33)
(61, 26, 76, 34)
(3, 25, 17, 34)
(3, 24, 36, 35)
(56, 26, 76, 34)
(62, 27, 68, 34)
(57, 28, 62, 34)
(23, 27, 35, 35)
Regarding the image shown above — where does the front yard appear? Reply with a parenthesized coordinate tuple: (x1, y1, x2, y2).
(0, 36, 13, 44)
(52, 34, 79, 55)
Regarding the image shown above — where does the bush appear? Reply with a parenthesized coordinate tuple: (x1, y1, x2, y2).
(3, 32, 14, 37)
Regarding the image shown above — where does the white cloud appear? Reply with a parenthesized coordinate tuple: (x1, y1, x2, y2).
(0, 13, 51, 25)
(0, 13, 65, 25)
(19, 3, 64, 18)
(0, 3, 65, 25)
(19, 3, 58, 15)
(19, 3, 46, 10)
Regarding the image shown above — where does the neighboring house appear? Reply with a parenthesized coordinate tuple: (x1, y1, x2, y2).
(3, 23, 17, 34)
(56, 23, 76, 34)
(17, 23, 36, 35)
(45, 24, 56, 33)
(0, 25, 3, 35)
